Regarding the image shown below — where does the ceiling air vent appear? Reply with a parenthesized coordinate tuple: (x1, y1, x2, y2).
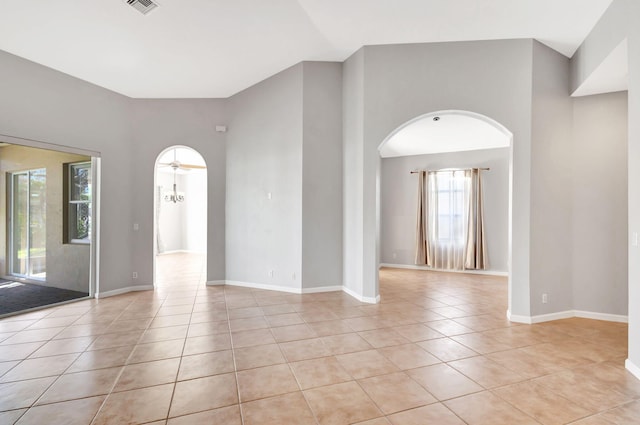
(125, 0, 158, 15)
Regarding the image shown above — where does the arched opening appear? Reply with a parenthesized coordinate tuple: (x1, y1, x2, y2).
(378, 110, 514, 314)
(153, 146, 207, 288)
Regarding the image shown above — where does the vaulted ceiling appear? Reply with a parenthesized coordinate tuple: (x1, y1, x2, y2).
(0, 0, 613, 98)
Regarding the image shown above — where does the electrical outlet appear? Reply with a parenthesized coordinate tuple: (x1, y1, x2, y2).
(132, 272, 138, 279)
(268, 270, 274, 278)
(542, 293, 548, 304)
(292, 272, 296, 280)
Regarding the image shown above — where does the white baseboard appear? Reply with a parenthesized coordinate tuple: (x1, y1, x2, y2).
(225, 280, 305, 294)
(506, 310, 532, 324)
(206, 280, 226, 286)
(342, 286, 380, 304)
(507, 309, 628, 324)
(626, 359, 640, 380)
(379, 263, 508, 277)
(95, 285, 153, 299)
(215, 280, 378, 304)
(302, 285, 343, 294)
(574, 310, 628, 323)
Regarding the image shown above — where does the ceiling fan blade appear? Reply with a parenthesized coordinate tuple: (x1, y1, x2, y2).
(157, 162, 172, 167)
(179, 163, 207, 169)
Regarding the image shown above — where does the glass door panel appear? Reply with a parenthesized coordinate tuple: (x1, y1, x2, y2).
(10, 169, 46, 279)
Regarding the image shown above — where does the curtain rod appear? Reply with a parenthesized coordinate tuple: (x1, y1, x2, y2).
(410, 167, 490, 174)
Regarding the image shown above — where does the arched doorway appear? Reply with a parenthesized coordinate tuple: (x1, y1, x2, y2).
(377, 110, 514, 314)
(153, 146, 207, 288)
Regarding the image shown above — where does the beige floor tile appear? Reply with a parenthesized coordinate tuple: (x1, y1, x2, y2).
(183, 333, 230, 355)
(407, 363, 483, 400)
(231, 328, 276, 348)
(299, 309, 340, 323)
(187, 320, 229, 337)
(270, 324, 318, 343)
(493, 381, 591, 425)
(234, 344, 285, 370)
(0, 360, 18, 376)
(265, 313, 305, 327)
(229, 316, 269, 331)
(392, 323, 444, 342)
(106, 318, 153, 333)
(307, 319, 354, 337)
(149, 314, 191, 329)
(0, 409, 27, 424)
(67, 345, 134, 373)
(87, 330, 144, 351)
(93, 383, 173, 425)
(227, 307, 263, 319)
(353, 418, 391, 425)
(304, 381, 382, 425)
(279, 338, 330, 362)
(425, 319, 474, 336)
(533, 369, 632, 412)
(0, 327, 64, 345)
(114, 357, 180, 391)
(449, 356, 526, 388)
(177, 350, 234, 380)
(445, 391, 539, 425)
(241, 391, 316, 425)
(0, 321, 37, 334)
(0, 353, 78, 382)
(37, 367, 122, 404)
(0, 342, 45, 362)
(167, 405, 242, 425)
(170, 373, 238, 417)
(237, 363, 300, 402)
(358, 329, 410, 348)
(15, 396, 105, 425)
(190, 310, 229, 323)
(290, 356, 353, 389)
(0, 377, 56, 411)
(129, 339, 185, 363)
(343, 317, 386, 332)
(387, 403, 466, 425)
(336, 349, 399, 379)
(417, 337, 479, 362)
(27, 316, 79, 330)
(451, 333, 513, 354)
(322, 333, 372, 355)
(28, 336, 94, 358)
(140, 325, 188, 344)
(359, 371, 436, 414)
(598, 399, 640, 424)
(486, 348, 565, 379)
(378, 343, 441, 370)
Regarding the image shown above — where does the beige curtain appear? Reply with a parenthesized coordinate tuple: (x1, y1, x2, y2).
(414, 171, 429, 265)
(464, 168, 487, 269)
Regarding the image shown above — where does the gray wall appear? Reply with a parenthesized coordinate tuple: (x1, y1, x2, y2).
(530, 41, 574, 315)
(343, 39, 535, 311)
(302, 62, 343, 289)
(0, 50, 133, 294)
(571, 0, 639, 372)
(342, 49, 366, 298)
(380, 148, 510, 273)
(226, 64, 304, 289)
(130, 99, 227, 284)
(572, 91, 628, 315)
(0, 145, 91, 292)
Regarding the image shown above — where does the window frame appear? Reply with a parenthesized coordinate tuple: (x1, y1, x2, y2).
(63, 161, 92, 245)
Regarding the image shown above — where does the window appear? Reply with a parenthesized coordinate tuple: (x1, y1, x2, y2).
(433, 170, 467, 244)
(64, 161, 91, 243)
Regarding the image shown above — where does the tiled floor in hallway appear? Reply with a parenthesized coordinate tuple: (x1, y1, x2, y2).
(0, 255, 637, 424)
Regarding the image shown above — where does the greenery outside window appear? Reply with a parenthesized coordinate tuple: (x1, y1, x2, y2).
(64, 161, 91, 244)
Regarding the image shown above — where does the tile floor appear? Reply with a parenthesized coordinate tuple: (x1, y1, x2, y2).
(0, 254, 637, 424)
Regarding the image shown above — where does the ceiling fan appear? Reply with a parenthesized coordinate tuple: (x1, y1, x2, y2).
(158, 148, 206, 172)
(159, 149, 205, 203)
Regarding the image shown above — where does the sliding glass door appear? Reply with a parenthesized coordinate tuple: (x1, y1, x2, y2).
(10, 168, 46, 279)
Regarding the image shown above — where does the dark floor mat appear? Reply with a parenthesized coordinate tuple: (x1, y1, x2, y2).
(0, 280, 88, 315)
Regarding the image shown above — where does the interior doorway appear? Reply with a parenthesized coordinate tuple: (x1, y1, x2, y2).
(0, 139, 98, 316)
(153, 146, 207, 288)
(377, 110, 513, 308)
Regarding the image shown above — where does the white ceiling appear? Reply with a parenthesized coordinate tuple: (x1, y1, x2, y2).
(379, 112, 511, 158)
(0, 0, 614, 98)
(572, 38, 628, 97)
